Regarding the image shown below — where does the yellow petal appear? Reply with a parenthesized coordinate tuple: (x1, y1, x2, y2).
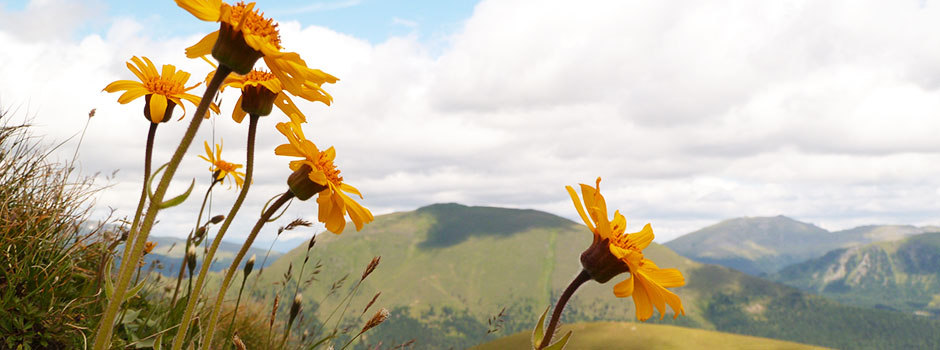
(613, 275, 635, 297)
(116, 88, 149, 104)
(175, 0, 222, 22)
(274, 93, 306, 123)
(103, 80, 143, 93)
(232, 96, 247, 123)
(340, 183, 363, 199)
(149, 94, 168, 123)
(632, 280, 654, 321)
(644, 267, 685, 288)
(274, 144, 303, 157)
(629, 224, 655, 251)
(565, 185, 596, 233)
(186, 31, 219, 59)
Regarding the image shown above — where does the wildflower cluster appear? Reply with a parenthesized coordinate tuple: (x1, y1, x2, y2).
(93, 2, 377, 349)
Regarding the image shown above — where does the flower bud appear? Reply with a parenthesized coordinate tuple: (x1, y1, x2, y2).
(244, 254, 256, 278)
(186, 246, 198, 275)
(209, 215, 225, 224)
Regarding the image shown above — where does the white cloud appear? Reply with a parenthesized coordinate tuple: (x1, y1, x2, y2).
(2, 0, 940, 245)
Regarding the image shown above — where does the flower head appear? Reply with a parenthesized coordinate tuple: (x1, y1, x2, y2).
(221, 69, 308, 123)
(177, 1, 338, 104)
(275, 120, 373, 234)
(199, 140, 246, 188)
(567, 178, 685, 321)
(143, 241, 158, 255)
(103, 56, 219, 123)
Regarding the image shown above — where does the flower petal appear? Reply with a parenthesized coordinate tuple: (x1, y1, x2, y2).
(149, 94, 169, 123)
(565, 185, 596, 233)
(613, 274, 635, 298)
(232, 96, 247, 123)
(629, 223, 655, 251)
(186, 31, 220, 59)
(175, 0, 222, 22)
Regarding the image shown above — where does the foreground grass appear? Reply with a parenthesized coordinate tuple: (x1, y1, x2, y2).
(473, 322, 828, 350)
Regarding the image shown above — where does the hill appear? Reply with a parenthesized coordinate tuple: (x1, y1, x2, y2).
(473, 322, 828, 350)
(137, 235, 282, 276)
(254, 204, 940, 349)
(772, 231, 940, 317)
(665, 216, 929, 275)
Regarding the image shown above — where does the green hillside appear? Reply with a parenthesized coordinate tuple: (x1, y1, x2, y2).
(252, 204, 940, 349)
(772, 231, 940, 317)
(473, 322, 828, 350)
(665, 216, 929, 275)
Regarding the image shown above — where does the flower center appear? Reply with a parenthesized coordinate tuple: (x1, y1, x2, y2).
(229, 2, 281, 49)
(245, 69, 276, 82)
(216, 160, 239, 173)
(315, 152, 344, 185)
(144, 77, 184, 96)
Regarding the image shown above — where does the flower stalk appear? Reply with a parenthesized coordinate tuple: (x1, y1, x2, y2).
(92, 65, 231, 350)
(201, 190, 296, 350)
(172, 113, 259, 350)
(538, 270, 590, 349)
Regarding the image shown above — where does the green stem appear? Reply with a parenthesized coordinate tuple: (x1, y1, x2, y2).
(538, 270, 590, 349)
(91, 66, 231, 350)
(341, 330, 366, 350)
(201, 190, 295, 350)
(224, 274, 249, 350)
(172, 113, 258, 350)
(171, 180, 218, 308)
(118, 122, 158, 277)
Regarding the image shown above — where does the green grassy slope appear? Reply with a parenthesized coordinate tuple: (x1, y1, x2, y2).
(665, 217, 929, 275)
(252, 204, 940, 349)
(473, 322, 828, 350)
(772, 231, 940, 317)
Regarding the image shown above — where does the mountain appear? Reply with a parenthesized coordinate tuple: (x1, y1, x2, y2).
(772, 231, 940, 317)
(254, 204, 940, 349)
(138, 235, 282, 276)
(473, 322, 827, 350)
(665, 216, 930, 275)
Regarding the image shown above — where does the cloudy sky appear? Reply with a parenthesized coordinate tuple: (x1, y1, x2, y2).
(2, 0, 940, 247)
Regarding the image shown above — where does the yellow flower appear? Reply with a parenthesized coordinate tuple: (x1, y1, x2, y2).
(567, 178, 685, 321)
(274, 120, 373, 233)
(222, 69, 308, 123)
(199, 140, 246, 188)
(177, 0, 338, 104)
(103, 56, 219, 123)
(143, 241, 158, 255)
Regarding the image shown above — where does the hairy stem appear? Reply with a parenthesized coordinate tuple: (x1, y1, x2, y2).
(171, 179, 218, 308)
(172, 113, 258, 350)
(539, 270, 590, 349)
(202, 190, 295, 350)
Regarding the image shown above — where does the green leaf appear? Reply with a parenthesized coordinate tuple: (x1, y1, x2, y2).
(153, 334, 163, 350)
(126, 277, 147, 302)
(147, 163, 170, 201)
(160, 178, 195, 209)
(531, 305, 550, 349)
(543, 331, 572, 350)
(104, 258, 114, 300)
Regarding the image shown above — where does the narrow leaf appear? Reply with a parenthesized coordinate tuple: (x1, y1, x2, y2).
(543, 331, 572, 350)
(160, 178, 195, 209)
(531, 305, 550, 349)
(147, 163, 170, 201)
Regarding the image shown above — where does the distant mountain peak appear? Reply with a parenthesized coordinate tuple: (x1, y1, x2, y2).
(415, 202, 573, 248)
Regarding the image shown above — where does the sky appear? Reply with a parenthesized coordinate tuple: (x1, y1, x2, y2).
(2, 0, 940, 248)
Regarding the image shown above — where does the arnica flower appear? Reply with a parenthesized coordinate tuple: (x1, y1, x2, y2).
(199, 140, 246, 188)
(567, 178, 685, 321)
(177, 0, 338, 104)
(104, 56, 219, 123)
(221, 69, 312, 123)
(274, 120, 373, 234)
